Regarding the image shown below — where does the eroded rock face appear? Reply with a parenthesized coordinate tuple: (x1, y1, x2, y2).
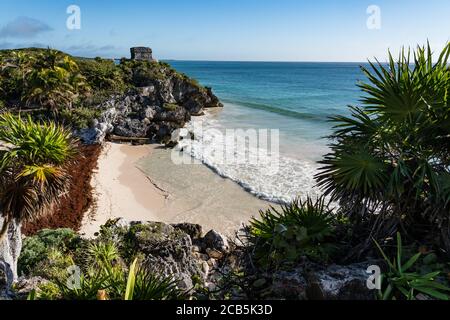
(128, 222, 200, 290)
(77, 69, 223, 145)
(99, 219, 227, 291)
(305, 263, 374, 300)
(271, 268, 308, 300)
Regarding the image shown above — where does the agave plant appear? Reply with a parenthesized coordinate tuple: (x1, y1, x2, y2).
(375, 233, 450, 300)
(315, 43, 450, 252)
(248, 196, 337, 267)
(50, 251, 183, 300)
(0, 113, 77, 285)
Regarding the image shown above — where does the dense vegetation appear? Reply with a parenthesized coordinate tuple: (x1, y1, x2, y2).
(315, 44, 450, 258)
(248, 197, 340, 267)
(0, 114, 76, 242)
(1, 43, 449, 300)
(0, 48, 205, 131)
(242, 43, 450, 300)
(20, 229, 184, 300)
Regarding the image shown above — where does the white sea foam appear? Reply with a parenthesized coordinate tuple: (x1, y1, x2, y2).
(177, 114, 323, 204)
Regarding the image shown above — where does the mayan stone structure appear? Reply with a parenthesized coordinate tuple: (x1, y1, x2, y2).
(130, 47, 154, 61)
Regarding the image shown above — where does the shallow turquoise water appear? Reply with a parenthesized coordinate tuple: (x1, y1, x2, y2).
(169, 61, 365, 151)
(163, 61, 368, 202)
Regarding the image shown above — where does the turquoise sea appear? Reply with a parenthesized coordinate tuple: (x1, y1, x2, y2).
(166, 61, 368, 203)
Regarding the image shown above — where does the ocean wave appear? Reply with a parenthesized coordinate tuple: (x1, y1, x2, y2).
(177, 115, 322, 204)
(221, 98, 329, 122)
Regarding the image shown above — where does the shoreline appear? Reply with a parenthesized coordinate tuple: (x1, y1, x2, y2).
(80, 142, 273, 237)
(81, 143, 167, 237)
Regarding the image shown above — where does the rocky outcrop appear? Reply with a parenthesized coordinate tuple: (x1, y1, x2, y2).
(77, 67, 223, 145)
(10, 218, 378, 300)
(271, 268, 308, 300)
(305, 263, 375, 300)
(264, 263, 374, 300)
(99, 219, 227, 291)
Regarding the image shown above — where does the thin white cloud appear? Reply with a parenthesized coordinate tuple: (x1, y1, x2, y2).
(0, 17, 53, 39)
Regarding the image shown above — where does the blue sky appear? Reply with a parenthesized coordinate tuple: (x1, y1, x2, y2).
(0, 0, 449, 61)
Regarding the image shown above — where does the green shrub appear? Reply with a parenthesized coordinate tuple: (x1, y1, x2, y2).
(32, 248, 75, 282)
(45, 243, 184, 300)
(76, 57, 126, 93)
(315, 44, 450, 253)
(375, 233, 450, 300)
(19, 229, 81, 276)
(34, 282, 62, 300)
(0, 48, 92, 112)
(59, 106, 102, 129)
(248, 196, 337, 267)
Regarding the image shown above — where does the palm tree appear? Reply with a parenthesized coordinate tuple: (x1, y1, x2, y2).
(315, 43, 450, 257)
(0, 113, 77, 287)
(17, 49, 90, 112)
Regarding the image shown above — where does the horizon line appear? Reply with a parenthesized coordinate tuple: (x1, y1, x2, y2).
(0, 46, 375, 64)
(158, 59, 370, 64)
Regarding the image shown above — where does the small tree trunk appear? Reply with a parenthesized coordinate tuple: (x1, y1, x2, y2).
(0, 216, 22, 289)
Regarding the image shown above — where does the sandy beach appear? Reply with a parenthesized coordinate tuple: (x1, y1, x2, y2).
(80, 143, 166, 237)
(81, 142, 272, 237)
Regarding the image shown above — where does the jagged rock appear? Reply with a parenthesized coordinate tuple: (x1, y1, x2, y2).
(153, 107, 190, 124)
(114, 118, 150, 137)
(75, 62, 222, 145)
(141, 106, 157, 120)
(271, 268, 308, 300)
(206, 248, 224, 260)
(100, 219, 205, 290)
(205, 87, 224, 108)
(201, 262, 210, 280)
(138, 86, 155, 97)
(204, 230, 229, 253)
(14, 276, 48, 299)
(305, 263, 374, 300)
(172, 223, 203, 240)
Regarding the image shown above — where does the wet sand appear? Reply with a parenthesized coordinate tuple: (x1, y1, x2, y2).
(81, 142, 272, 237)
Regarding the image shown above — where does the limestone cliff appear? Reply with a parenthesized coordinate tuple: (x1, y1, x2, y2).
(78, 59, 223, 145)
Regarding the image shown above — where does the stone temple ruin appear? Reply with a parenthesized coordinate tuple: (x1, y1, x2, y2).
(130, 47, 154, 61)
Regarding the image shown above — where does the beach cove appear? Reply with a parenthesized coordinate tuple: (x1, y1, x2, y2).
(81, 142, 272, 237)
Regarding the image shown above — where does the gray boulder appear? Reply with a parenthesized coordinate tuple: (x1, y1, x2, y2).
(114, 118, 150, 137)
(306, 263, 375, 300)
(204, 230, 229, 253)
(271, 268, 308, 300)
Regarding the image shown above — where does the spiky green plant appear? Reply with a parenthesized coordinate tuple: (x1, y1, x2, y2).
(0, 113, 77, 242)
(375, 233, 450, 300)
(48, 247, 183, 300)
(315, 43, 450, 252)
(248, 196, 336, 267)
